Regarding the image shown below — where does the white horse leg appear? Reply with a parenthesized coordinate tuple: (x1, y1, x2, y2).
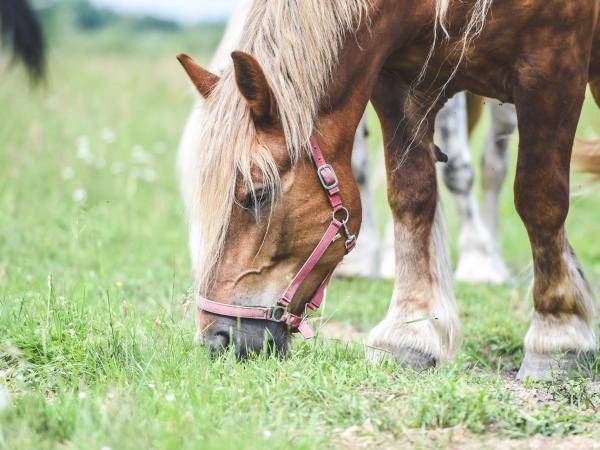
(335, 116, 382, 278)
(437, 93, 505, 284)
(480, 101, 517, 279)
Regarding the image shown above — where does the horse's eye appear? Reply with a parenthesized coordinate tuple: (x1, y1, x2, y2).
(241, 188, 271, 211)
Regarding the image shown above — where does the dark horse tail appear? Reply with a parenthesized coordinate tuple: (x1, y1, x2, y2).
(0, 0, 45, 80)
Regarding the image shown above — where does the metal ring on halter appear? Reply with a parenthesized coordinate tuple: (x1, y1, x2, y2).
(332, 206, 350, 225)
(268, 305, 287, 322)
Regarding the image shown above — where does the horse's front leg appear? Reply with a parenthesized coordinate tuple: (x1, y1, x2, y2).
(367, 77, 461, 368)
(513, 63, 596, 380)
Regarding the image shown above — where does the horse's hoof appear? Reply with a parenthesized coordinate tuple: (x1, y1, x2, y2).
(516, 351, 594, 381)
(396, 347, 437, 370)
(367, 346, 436, 370)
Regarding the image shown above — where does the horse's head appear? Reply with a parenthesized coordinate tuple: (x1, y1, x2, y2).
(178, 52, 362, 357)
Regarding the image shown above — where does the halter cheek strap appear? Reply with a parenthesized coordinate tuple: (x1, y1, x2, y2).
(196, 135, 356, 339)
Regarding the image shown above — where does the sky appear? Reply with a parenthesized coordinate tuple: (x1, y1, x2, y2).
(91, 0, 241, 24)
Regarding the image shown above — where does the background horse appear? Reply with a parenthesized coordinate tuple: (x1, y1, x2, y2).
(0, 0, 45, 80)
(178, 0, 599, 381)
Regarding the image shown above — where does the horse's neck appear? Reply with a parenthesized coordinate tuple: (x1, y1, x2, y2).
(317, 1, 401, 148)
(327, 0, 461, 108)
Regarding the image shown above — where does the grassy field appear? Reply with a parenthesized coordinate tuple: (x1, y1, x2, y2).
(2, 24, 600, 450)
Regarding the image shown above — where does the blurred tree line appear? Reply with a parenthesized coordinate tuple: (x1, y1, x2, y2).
(73, 1, 180, 32)
(31, 0, 224, 58)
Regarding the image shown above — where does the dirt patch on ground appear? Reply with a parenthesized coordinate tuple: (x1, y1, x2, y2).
(321, 322, 600, 449)
(335, 423, 600, 450)
(501, 373, 600, 412)
(501, 374, 555, 404)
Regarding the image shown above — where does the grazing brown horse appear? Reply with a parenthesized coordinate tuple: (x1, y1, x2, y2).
(177, 0, 599, 380)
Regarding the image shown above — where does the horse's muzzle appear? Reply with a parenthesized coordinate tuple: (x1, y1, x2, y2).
(203, 316, 289, 358)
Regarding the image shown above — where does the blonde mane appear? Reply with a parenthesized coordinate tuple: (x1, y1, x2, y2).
(189, 0, 493, 292)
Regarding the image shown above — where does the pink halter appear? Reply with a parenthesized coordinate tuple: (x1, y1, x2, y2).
(196, 135, 356, 339)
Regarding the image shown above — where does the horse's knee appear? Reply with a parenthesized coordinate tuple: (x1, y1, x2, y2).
(443, 156, 474, 195)
(514, 171, 569, 239)
(387, 149, 438, 219)
(481, 147, 508, 187)
(490, 102, 517, 138)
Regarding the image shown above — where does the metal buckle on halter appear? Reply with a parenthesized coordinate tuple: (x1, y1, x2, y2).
(317, 164, 339, 190)
(268, 305, 287, 322)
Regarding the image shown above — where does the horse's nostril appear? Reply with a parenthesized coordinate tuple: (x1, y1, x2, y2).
(210, 331, 230, 353)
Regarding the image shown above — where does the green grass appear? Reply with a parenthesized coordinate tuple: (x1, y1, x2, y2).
(2, 26, 600, 449)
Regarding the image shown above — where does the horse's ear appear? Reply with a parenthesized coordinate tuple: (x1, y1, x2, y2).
(177, 53, 219, 99)
(231, 51, 277, 124)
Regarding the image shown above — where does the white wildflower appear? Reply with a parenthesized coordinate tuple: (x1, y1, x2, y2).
(100, 128, 116, 144)
(73, 188, 87, 202)
(263, 430, 272, 439)
(165, 393, 176, 402)
(132, 145, 151, 164)
(142, 169, 157, 183)
(111, 162, 124, 174)
(78, 392, 87, 400)
(61, 167, 75, 180)
(76, 137, 94, 164)
(76, 136, 89, 148)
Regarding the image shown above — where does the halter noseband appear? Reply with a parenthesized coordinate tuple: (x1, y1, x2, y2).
(196, 135, 357, 339)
